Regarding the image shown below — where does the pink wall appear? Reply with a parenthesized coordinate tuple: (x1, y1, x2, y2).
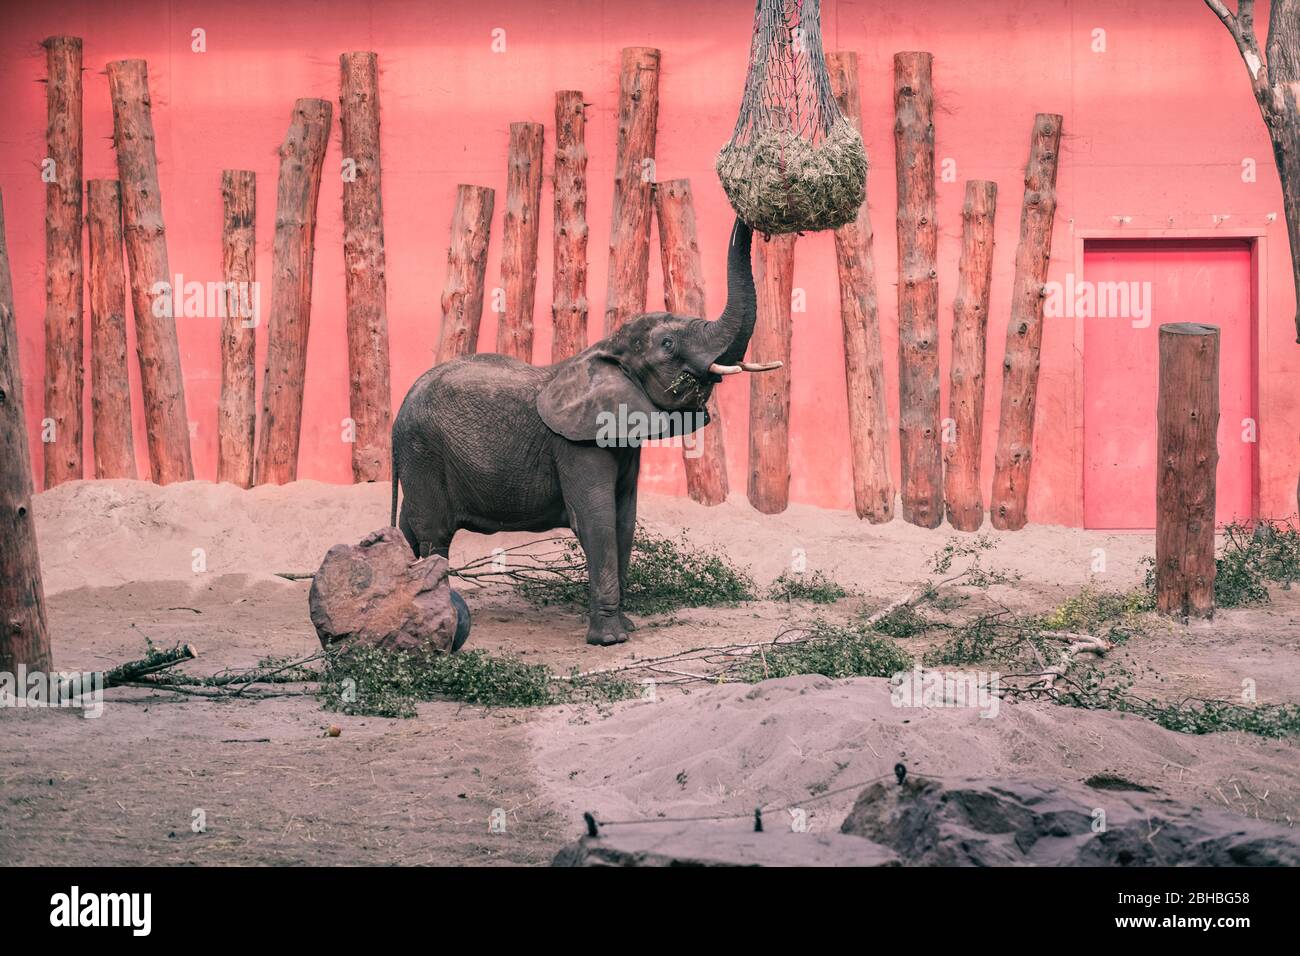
(1, 0, 1296, 525)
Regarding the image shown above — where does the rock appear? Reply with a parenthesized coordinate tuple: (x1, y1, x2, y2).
(552, 821, 899, 867)
(308, 527, 459, 654)
(840, 775, 1300, 866)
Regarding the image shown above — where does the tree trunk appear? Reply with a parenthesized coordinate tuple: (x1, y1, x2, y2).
(604, 47, 660, 334)
(256, 98, 332, 486)
(339, 52, 392, 483)
(436, 184, 495, 364)
(107, 58, 193, 485)
(0, 190, 53, 675)
(498, 121, 544, 362)
(894, 52, 942, 529)
(989, 113, 1063, 530)
(552, 91, 589, 363)
(828, 50, 894, 524)
(654, 178, 728, 506)
(42, 36, 84, 488)
(748, 234, 795, 515)
(217, 170, 256, 488)
(86, 179, 137, 480)
(944, 180, 998, 531)
(1156, 323, 1220, 620)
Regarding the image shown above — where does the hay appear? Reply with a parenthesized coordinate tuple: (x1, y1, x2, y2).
(716, 119, 867, 235)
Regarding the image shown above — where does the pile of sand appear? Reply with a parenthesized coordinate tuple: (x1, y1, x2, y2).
(531, 675, 1300, 828)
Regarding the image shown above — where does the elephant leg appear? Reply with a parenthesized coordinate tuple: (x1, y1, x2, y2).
(615, 449, 640, 632)
(558, 447, 627, 646)
(397, 485, 454, 560)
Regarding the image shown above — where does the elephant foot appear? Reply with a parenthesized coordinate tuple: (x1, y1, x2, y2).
(619, 613, 636, 632)
(586, 614, 629, 647)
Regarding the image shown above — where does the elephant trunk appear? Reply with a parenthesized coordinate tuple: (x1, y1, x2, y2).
(705, 218, 756, 366)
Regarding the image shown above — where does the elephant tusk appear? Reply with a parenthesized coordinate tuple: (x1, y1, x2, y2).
(739, 360, 783, 372)
(708, 363, 743, 375)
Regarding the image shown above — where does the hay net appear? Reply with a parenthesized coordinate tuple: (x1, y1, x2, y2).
(716, 0, 867, 235)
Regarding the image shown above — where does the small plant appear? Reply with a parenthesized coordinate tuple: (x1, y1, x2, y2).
(319, 645, 636, 717)
(1032, 585, 1152, 637)
(869, 603, 931, 638)
(737, 620, 912, 683)
(767, 570, 849, 604)
(515, 526, 756, 615)
(1140, 519, 1300, 609)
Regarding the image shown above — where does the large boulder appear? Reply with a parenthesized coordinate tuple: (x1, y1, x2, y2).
(308, 527, 462, 654)
(840, 775, 1300, 867)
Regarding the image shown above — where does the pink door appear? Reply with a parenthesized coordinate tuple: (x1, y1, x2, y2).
(1082, 238, 1254, 530)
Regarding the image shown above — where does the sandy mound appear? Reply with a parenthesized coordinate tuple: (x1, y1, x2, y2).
(531, 675, 1300, 830)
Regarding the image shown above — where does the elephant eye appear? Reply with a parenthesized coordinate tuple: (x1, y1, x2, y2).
(660, 336, 675, 352)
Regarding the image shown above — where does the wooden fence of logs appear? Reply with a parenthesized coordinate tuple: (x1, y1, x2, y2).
(0, 39, 1217, 668)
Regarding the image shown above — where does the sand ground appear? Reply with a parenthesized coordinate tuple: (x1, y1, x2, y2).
(1, 479, 1296, 865)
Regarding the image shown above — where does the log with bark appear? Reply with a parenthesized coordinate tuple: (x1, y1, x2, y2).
(498, 121, 544, 362)
(256, 98, 333, 486)
(989, 113, 1063, 531)
(339, 52, 393, 483)
(748, 234, 796, 515)
(654, 178, 728, 506)
(87, 179, 137, 480)
(829, 50, 894, 524)
(436, 184, 495, 363)
(604, 47, 660, 334)
(894, 52, 942, 529)
(42, 36, 84, 488)
(102, 642, 197, 688)
(1156, 323, 1220, 620)
(552, 91, 589, 362)
(108, 59, 193, 485)
(1204, 0, 1300, 343)
(944, 180, 998, 531)
(0, 190, 53, 674)
(217, 170, 256, 487)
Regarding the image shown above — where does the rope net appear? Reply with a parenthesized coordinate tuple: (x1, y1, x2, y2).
(716, 0, 867, 234)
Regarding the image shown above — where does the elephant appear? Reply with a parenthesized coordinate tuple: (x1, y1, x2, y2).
(390, 217, 776, 646)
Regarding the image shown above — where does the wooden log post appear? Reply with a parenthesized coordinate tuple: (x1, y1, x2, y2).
(654, 179, 728, 506)
(0, 190, 53, 675)
(990, 114, 1064, 530)
(828, 51, 894, 524)
(108, 59, 193, 485)
(552, 91, 589, 362)
(217, 170, 256, 488)
(1156, 324, 1220, 620)
(748, 234, 796, 514)
(604, 47, 660, 334)
(498, 121, 544, 362)
(436, 185, 495, 363)
(339, 52, 393, 483)
(86, 179, 137, 480)
(944, 180, 998, 531)
(42, 36, 84, 488)
(255, 98, 332, 486)
(894, 52, 942, 529)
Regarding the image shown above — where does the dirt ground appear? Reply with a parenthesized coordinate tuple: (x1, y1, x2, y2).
(2, 479, 1297, 865)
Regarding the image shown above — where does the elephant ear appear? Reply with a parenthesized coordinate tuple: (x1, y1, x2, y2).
(537, 354, 710, 443)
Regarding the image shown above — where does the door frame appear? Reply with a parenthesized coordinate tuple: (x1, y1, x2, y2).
(1071, 227, 1266, 529)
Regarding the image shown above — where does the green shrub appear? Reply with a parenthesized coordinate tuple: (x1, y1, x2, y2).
(767, 570, 849, 604)
(519, 527, 756, 615)
(737, 620, 912, 683)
